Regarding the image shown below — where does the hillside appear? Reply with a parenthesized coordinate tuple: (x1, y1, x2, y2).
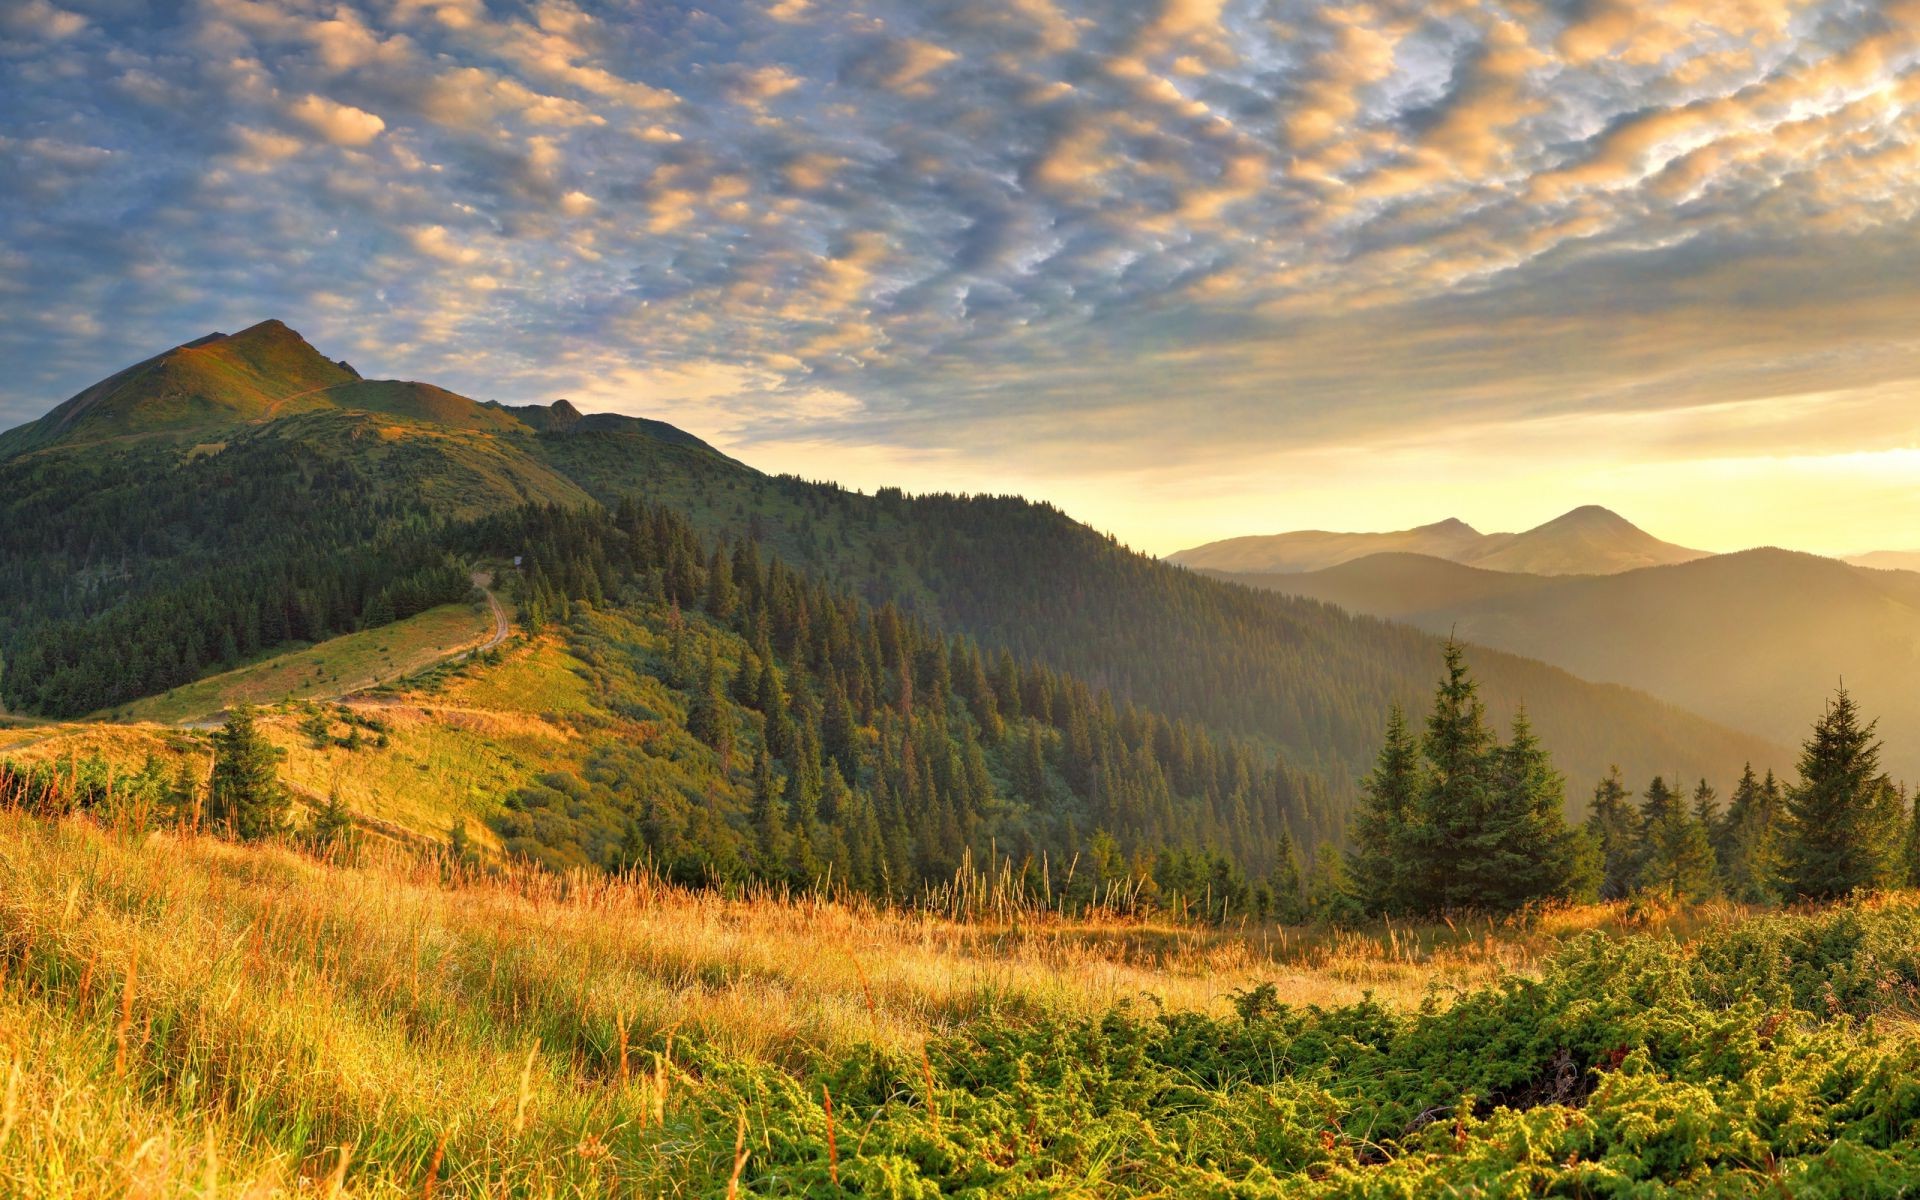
(0, 320, 358, 457)
(1222, 548, 1920, 781)
(6, 805, 1920, 1194)
(0, 322, 1783, 827)
(1172, 506, 1708, 576)
(1850, 550, 1920, 573)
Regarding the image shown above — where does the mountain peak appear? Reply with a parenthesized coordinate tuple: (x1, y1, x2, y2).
(1546, 504, 1631, 527)
(1419, 517, 1480, 536)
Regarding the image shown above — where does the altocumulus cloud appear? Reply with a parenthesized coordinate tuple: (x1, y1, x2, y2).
(6, 0, 1920, 541)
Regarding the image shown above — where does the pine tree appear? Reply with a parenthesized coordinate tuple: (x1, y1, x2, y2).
(1348, 707, 1420, 915)
(309, 785, 355, 853)
(1466, 710, 1594, 909)
(1781, 687, 1900, 899)
(1721, 764, 1782, 903)
(1269, 825, 1306, 924)
(207, 703, 289, 841)
(1638, 776, 1717, 898)
(1416, 643, 1497, 910)
(166, 759, 201, 826)
(1586, 768, 1638, 900)
(1691, 779, 1725, 870)
(687, 650, 733, 770)
(748, 748, 787, 880)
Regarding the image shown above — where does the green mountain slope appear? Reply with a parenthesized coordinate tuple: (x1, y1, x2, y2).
(0, 320, 360, 457)
(1219, 548, 1920, 781)
(0, 321, 1784, 821)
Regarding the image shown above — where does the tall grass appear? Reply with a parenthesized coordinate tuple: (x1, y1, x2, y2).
(0, 810, 1776, 1195)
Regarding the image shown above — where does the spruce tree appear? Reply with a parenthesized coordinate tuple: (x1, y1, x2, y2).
(1721, 765, 1782, 903)
(1411, 642, 1495, 911)
(1348, 707, 1420, 915)
(1780, 687, 1899, 898)
(1467, 710, 1594, 909)
(1638, 776, 1716, 898)
(748, 748, 788, 880)
(207, 703, 289, 841)
(687, 650, 733, 770)
(1269, 825, 1306, 924)
(1585, 768, 1638, 900)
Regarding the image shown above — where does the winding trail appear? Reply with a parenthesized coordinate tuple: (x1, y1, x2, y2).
(175, 573, 509, 730)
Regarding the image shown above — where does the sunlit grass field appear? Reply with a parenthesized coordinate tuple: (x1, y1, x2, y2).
(107, 601, 497, 725)
(6, 805, 1915, 1197)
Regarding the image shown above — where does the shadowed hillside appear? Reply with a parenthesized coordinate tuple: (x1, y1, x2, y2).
(1222, 547, 1920, 780)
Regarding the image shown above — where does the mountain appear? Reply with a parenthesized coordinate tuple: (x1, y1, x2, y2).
(0, 321, 1784, 831)
(1847, 550, 1920, 573)
(1216, 547, 1920, 781)
(1171, 506, 1709, 576)
(0, 319, 357, 457)
(1168, 518, 1491, 575)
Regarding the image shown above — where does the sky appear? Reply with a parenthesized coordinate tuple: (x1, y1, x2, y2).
(5, 0, 1920, 557)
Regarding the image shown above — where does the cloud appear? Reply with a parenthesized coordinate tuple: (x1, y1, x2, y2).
(408, 224, 482, 264)
(288, 94, 387, 146)
(1, 0, 86, 40)
(7, 0, 1920, 556)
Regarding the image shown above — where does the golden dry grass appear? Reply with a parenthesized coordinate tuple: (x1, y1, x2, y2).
(0, 806, 1793, 1197)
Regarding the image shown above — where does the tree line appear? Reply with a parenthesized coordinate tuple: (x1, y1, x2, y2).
(0, 430, 474, 716)
(467, 500, 1339, 918)
(1348, 650, 1913, 914)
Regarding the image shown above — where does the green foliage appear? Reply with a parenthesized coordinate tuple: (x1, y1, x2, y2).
(1586, 767, 1639, 900)
(207, 703, 289, 840)
(1782, 687, 1903, 899)
(1351, 646, 1590, 914)
(468, 502, 1325, 916)
(1638, 775, 1719, 899)
(646, 901, 1920, 1197)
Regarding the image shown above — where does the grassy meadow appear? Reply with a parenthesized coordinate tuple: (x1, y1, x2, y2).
(6, 806, 1920, 1196)
(107, 600, 498, 726)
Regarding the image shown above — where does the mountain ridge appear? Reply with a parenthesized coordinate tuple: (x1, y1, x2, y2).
(1212, 545, 1920, 781)
(0, 321, 1787, 820)
(0, 319, 718, 459)
(1171, 505, 1709, 576)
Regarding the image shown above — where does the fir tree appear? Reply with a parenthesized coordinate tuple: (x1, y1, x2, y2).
(1348, 707, 1420, 915)
(207, 703, 289, 841)
(687, 650, 733, 770)
(1585, 768, 1638, 900)
(1269, 825, 1306, 924)
(1721, 765, 1782, 903)
(1638, 776, 1716, 898)
(748, 748, 788, 880)
(1410, 642, 1496, 911)
(1780, 687, 1900, 899)
(1466, 710, 1594, 909)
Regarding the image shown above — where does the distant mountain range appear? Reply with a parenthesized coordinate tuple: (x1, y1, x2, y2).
(1847, 550, 1920, 573)
(1171, 506, 1710, 576)
(1207, 543, 1920, 782)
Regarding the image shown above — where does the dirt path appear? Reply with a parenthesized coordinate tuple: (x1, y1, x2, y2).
(176, 575, 510, 730)
(258, 380, 351, 421)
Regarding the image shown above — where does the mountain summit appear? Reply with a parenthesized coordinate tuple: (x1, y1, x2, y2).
(1171, 506, 1706, 576)
(0, 320, 713, 458)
